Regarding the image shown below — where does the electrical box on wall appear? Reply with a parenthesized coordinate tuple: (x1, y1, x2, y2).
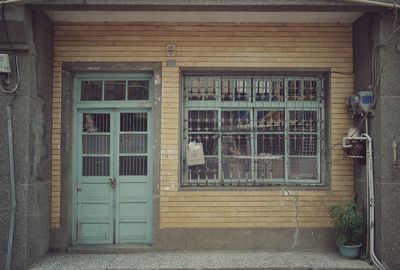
(0, 53, 12, 73)
(346, 90, 374, 116)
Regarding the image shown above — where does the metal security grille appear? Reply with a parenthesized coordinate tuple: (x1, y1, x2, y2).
(182, 74, 325, 186)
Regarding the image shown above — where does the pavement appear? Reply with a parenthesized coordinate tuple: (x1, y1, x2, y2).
(29, 250, 377, 270)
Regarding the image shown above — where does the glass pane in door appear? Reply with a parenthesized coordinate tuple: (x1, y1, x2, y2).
(119, 156, 148, 176)
(104, 80, 126, 100)
(82, 113, 111, 176)
(127, 80, 149, 100)
(81, 81, 102, 101)
(119, 112, 148, 176)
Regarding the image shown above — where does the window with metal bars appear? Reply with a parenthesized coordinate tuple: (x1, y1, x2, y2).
(182, 73, 325, 187)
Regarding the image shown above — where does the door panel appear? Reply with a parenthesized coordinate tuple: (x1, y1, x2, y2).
(119, 182, 147, 201)
(81, 203, 110, 221)
(119, 222, 148, 242)
(116, 111, 152, 243)
(80, 223, 112, 241)
(76, 109, 152, 244)
(77, 111, 114, 244)
(119, 203, 147, 220)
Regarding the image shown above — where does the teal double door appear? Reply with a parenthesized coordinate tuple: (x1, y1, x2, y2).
(76, 109, 152, 244)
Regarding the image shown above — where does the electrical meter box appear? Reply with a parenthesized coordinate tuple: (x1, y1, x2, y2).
(358, 91, 374, 112)
(0, 54, 11, 73)
(346, 90, 374, 116)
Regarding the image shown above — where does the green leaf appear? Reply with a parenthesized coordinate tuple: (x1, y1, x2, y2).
(328, 202, 363, 246)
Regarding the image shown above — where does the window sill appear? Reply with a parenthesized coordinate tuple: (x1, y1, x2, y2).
(178, 183, 330, 192)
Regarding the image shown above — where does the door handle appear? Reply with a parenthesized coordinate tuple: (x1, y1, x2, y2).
(108, 176, 117, 189)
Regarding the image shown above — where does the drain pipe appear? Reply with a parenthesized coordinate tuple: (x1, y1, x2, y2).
(5, 102, 16, 270)
(363, 130, 386, 270)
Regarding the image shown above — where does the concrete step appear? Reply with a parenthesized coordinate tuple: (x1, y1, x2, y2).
(30, 250, 376, 270)
(68, 244, 153, 254)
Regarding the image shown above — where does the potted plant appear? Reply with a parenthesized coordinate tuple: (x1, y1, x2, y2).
(328, 201, 363, 259)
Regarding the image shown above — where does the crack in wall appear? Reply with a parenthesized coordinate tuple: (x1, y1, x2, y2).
(283, 189, 300, 249)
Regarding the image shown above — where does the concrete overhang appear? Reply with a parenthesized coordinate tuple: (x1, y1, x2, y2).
(25, 0, 392, 23)
(44, 11, 365, 23)
(27, 0, 388, 12)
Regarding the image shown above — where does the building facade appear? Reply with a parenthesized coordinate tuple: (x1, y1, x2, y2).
(0, 1, 399, 269)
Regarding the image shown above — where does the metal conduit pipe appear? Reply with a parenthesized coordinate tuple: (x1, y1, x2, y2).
(0, 0, 25, 4)
(5, 103, 16, 270)
(342, 0, 400, 9)
(363, 132, 386, 270)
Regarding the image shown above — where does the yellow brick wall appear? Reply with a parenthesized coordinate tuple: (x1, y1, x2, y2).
(51, 22, 354, 229)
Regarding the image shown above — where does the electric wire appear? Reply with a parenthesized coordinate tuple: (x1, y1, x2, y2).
(371, 0, 400, 97)
(0, 55, 20, 94)
(0, 0, 25, 4)
(1, 1, 20, 94)
(1, 0, 20, 93)
(392, 1, 398, 31)
(1, 0, 12, 49)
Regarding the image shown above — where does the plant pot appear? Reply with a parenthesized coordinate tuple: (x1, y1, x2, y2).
(337, 243, 362, 259)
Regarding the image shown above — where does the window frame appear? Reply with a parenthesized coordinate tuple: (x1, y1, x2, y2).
(75, 73, 153, 109)
(180, 72, 326, 187)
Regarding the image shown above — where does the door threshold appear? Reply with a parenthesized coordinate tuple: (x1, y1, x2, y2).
(68, 244, 153, 254)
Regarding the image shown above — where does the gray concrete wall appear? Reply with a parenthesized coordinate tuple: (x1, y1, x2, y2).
(354, 11, 400, 270)
(375, 11, 400, 270)
(353, 12, 375, 256)
(0, 4, 53, 270)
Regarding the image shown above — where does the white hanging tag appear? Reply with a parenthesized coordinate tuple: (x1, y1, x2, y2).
(186, 142, 205, 166)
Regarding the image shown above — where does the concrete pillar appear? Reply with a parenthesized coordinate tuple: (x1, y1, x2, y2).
(0, 4, 53, 270)
(354, 11, 400, 270)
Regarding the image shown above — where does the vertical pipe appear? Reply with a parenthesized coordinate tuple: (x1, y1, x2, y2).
(363, 133, 386, 270)
(6, 104, 16, 270)
(365, 118, 370, 257)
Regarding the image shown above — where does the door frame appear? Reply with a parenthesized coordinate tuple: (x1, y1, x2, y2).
(71, 73, 154, 246)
